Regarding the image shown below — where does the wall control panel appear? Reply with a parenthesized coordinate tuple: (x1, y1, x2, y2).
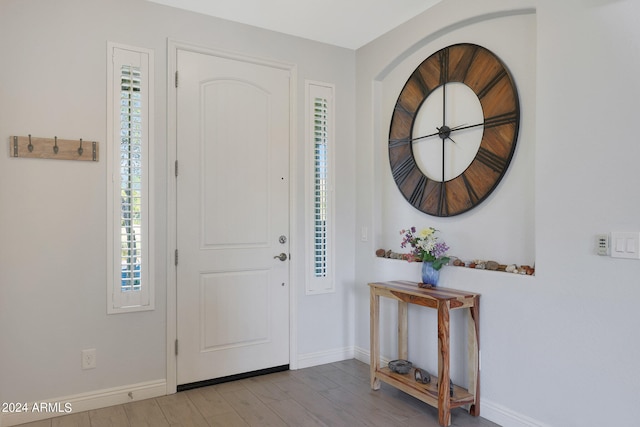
(598, 232, 640, 259)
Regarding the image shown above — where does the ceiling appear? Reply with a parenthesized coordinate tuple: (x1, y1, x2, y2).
(148, 0, 442, 49)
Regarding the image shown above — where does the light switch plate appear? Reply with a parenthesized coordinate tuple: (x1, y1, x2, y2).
(610, 232, 640, 259)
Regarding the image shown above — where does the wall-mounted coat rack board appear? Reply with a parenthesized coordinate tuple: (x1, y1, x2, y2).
(10, 135, 99, 161)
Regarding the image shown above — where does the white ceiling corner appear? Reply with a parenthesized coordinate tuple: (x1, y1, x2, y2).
(147, 0, 442, 49)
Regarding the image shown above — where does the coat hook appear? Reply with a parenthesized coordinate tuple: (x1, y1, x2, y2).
(78, 138, 83, 156)
(53, 136, 59, 154)
(28, 134, 33, 152)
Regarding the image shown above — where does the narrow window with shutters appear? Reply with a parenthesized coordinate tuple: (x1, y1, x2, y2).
(107, 43, 155, 313)
(306, 82, 335, 295)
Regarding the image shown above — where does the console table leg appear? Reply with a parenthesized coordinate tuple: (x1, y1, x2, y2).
(370, 288, 381, 390)
(398, 301, 408, 360)
(437, 301, 451, 426)
(468, 296, 481, 416)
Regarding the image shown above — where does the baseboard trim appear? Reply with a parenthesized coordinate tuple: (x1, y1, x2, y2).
(296, 346, 354, 369)
(354, 345, 389, 366)
(353, 346, 549, 427)
(0, 379, 166, 427)
(481, 399, 552, 427)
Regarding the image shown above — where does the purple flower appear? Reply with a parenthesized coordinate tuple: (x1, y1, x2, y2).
(432, 242, 449, 259)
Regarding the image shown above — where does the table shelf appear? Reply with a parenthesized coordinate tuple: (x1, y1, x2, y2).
(376, 367, 475, 409)
(369, 281, 480, 426)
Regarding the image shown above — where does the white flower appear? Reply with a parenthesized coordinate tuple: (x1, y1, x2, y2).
(418, 227, 435, 239)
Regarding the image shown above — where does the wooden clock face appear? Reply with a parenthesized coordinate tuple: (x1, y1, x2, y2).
(389, 43, 520, 217)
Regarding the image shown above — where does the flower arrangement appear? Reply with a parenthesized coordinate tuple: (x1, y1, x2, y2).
(400, 226, 450, 270)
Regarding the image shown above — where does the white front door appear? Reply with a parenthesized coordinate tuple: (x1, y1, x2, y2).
(176, 49, 291, 386)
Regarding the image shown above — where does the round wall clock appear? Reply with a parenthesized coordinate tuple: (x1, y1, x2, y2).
(388, 43, 520, 217)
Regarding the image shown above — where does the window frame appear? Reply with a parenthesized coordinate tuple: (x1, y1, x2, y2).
(305, 81, 335, 295)
(106, 42, 155, 314)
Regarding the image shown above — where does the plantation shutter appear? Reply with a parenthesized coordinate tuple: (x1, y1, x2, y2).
(120, 64, 143, 293)
(306, 82, 334, 295)
(313, 96, 329, 278)
(107, 43, 154, 313)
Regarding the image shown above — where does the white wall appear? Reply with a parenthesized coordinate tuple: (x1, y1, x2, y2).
(4, 0, 640, 425)
(0, 0, 356, 416)
(355, 0, 640, 426)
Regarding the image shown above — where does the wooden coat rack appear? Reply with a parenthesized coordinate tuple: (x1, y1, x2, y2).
(10, 135, 99, 161)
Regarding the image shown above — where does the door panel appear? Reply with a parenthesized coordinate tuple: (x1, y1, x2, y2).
(201, 271, 269, 349)
(176, 49, 290, 385)
(201, 80, 269, 247)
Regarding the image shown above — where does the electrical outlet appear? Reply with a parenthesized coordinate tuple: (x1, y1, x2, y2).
(81, 348, 96, 370)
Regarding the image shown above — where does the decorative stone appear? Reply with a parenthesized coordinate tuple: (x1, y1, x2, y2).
(388, 359, 413, 374)
(485, 261, 499, 270)
(377, 246, 534, 277)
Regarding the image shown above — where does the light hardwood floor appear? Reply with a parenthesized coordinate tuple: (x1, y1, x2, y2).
(18, 360, 499, 427)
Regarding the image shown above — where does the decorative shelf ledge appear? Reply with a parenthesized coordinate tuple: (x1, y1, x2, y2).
(375, 249, 535, 276)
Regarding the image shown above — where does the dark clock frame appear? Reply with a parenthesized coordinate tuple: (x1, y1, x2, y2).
(388, 43, 520, 217)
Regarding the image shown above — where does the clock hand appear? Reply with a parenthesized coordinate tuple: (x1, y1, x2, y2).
(409, 129, 442, 142)
(442, 83, 446, 130)
(446, 121, 484, 133)
(443, 124, 467, 145)
(410, 122, 473, 146)
(449, 110, 519, 133)
(441, 138, 445, 182)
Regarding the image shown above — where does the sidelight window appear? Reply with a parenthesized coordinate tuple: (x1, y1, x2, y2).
(306, 81, 335, 295)
(107, 43, 155, 313)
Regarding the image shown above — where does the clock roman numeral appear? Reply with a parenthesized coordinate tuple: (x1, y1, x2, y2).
(476, 147, 507, 173)
(437, 182, 447, 216)
(411, 68, 431, 100)
(439, 48, 449, 85)
(388, 138, 411, 148)
(408, 175, 427, 206)
(484, 110, 518, 129)
(394, 100, 412, 117)
(391, 155, 416, 185)
(462, 174, 480, 205)
(476, 69, 507, 100)
(450, 44, 479, 82)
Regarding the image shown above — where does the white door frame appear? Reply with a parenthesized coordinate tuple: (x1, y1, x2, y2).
(166, 39, 299, 393)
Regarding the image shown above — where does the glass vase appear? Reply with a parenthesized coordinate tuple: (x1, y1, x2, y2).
(421, 261, 439, 287)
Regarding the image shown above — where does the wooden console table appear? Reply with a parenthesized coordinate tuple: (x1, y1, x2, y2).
(369, 281, 480, 426)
